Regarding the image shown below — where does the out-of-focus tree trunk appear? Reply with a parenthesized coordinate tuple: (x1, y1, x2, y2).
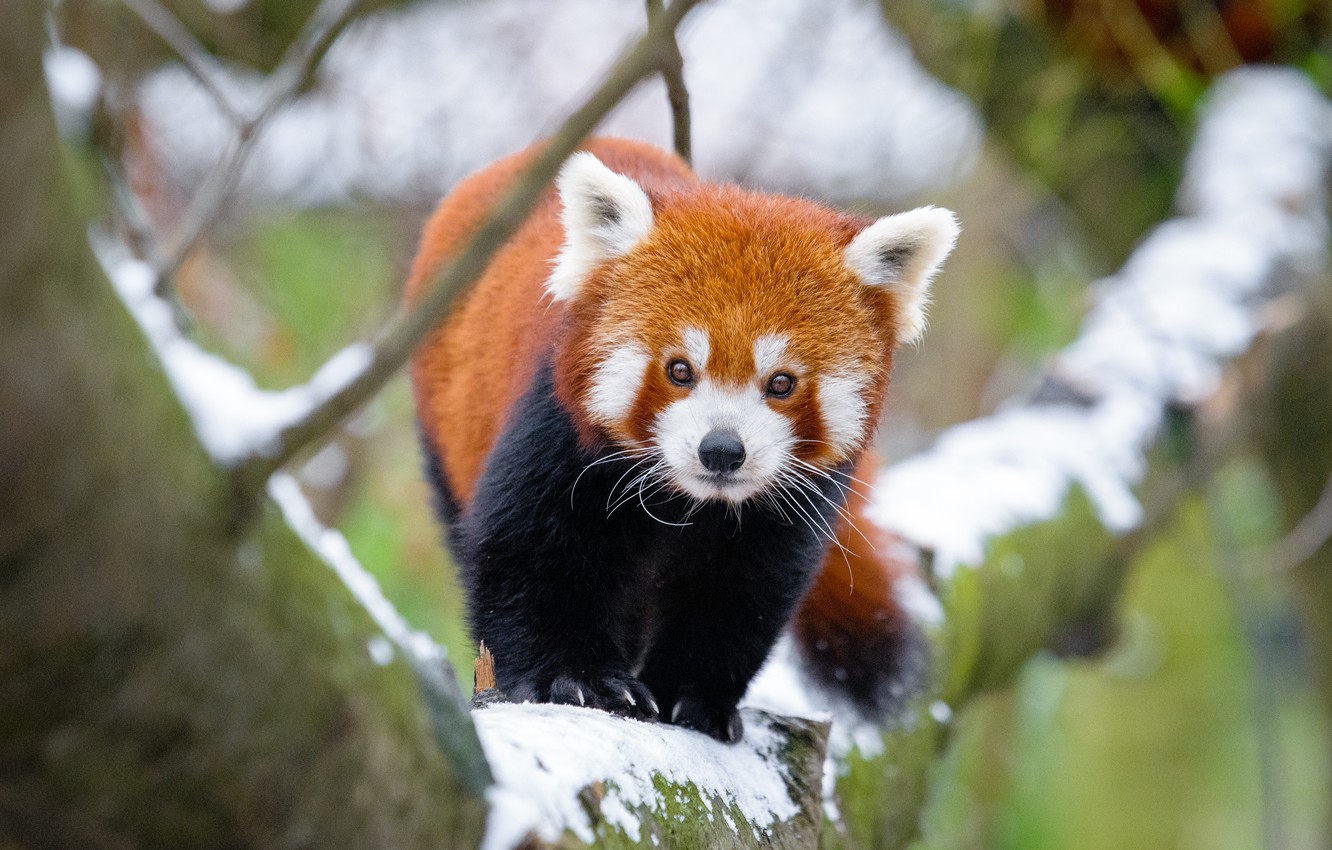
(0, 3, 490, 846)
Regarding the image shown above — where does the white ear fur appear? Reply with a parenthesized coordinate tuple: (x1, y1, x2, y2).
(546, 152, 655, 301)
(844, 206, 960, 345)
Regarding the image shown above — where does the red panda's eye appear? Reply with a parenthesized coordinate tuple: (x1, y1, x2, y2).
(767, 373, 795, 398)
(668, 360, 694, 386)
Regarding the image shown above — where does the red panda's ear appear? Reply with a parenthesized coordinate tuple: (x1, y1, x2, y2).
(547, 152, 655, 301)
(844, 206, 959, 345)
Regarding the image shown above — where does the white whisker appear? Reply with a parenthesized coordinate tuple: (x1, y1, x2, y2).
(606, 454, 658, 512)
(572, 448, 651, 506)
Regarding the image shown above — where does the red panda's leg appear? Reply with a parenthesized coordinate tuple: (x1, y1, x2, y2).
(457, 366, 660, 719)
(636, 465, 852, 743)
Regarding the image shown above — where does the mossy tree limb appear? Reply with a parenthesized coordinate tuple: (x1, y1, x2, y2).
(0, 3, 488, 846)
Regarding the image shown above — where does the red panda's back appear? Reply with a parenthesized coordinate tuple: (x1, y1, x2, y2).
(406, 138, 695, 507)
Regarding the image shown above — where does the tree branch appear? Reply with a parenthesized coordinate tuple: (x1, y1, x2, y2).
(1260, 472, 1332, 574)
(647, 0, 692, 164)
(147, 0, 372, 288)
(5, 2, 491, 841)
(230, 0, 705, 504)
(118, 0, 246, 127)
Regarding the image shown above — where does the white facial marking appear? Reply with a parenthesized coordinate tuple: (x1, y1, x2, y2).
(682, 326, 710, 370)
(844, 205, 960, 345)
(817, 369, 871, 455)
(585, 344, 648, 426)
(547, 153, 655, 302)
(653, 379, 796, 503)
(752, 333, 790, 377)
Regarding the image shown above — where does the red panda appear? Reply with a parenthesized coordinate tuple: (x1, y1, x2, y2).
(406, 138, 957, 742)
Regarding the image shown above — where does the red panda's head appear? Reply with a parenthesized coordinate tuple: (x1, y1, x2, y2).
(549, 152, 958, 504)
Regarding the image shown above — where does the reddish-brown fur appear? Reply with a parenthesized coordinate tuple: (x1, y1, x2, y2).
(408, 137, 923, 706)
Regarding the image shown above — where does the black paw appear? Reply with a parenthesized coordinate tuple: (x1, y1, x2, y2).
(668, 695, 743, 743)
(509, 673, 660, 721)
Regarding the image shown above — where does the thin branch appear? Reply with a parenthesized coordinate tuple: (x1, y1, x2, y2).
(231, 0, 706, 502)
(153, 0, 370, 285)
(1204, 476, 1288, 850)
(1257, 472, 1332, 574)
(118, 0, 247, 127)
(646, 0, 692, 165)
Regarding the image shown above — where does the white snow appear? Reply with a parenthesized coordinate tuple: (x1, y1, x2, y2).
(871, 67, 1331, 576)
(99, 237, 371, 466)
(474, 702, 800, 849)
(43, 44, 101, 138)
(135, 0, 979, 209)
(894, 573, 945, 628)
(367, 635, 395, 666)
(202, 0, 250, 12)
(929, 700, 952, 724)
(269, 472, 444, 666)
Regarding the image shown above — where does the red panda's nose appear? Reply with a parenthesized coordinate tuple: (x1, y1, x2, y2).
(698, 430, 746, 474)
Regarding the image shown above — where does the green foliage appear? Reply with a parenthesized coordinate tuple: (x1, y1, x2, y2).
(919, 496, 1331, 850)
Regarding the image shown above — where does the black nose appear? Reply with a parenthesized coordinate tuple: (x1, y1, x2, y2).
(698, 430, 746, 474)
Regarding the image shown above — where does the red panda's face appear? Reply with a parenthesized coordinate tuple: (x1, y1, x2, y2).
(549, 153, 958, 505)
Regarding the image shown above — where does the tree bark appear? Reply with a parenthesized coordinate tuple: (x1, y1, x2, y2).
(0, 4, 489, 846)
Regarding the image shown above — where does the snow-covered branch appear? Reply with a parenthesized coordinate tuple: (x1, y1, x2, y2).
(873, 67, 1331, 576)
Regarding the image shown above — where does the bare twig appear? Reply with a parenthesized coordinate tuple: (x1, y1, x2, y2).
(646, 0, 692, 164)
(152, 0, 370, 285)
(119, 0, 246, 127)
(231, 0, 705, 502)
(1257, 472, 1332, 574)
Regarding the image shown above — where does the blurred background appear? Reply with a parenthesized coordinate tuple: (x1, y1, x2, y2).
(44, 0, 1332, 846)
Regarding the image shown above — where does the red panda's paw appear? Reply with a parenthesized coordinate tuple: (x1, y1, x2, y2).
(668, 695, 743, 744)
(509, 673, 660, 722)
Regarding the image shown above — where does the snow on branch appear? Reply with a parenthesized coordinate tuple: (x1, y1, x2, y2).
(476, 704, 817, 849)
(871, 67, 1332, 576)
(99, 239, 371, 466)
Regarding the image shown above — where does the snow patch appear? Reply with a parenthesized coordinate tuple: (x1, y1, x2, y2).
(929, 700, 952, 724)
(202, 0, 250, 12)
(43, 44, 100, 137)
(894, 573, 945, 628)
(367, 635, 395, 666)
(474, 703, 799, 849)
(99, 237, 371, 465)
